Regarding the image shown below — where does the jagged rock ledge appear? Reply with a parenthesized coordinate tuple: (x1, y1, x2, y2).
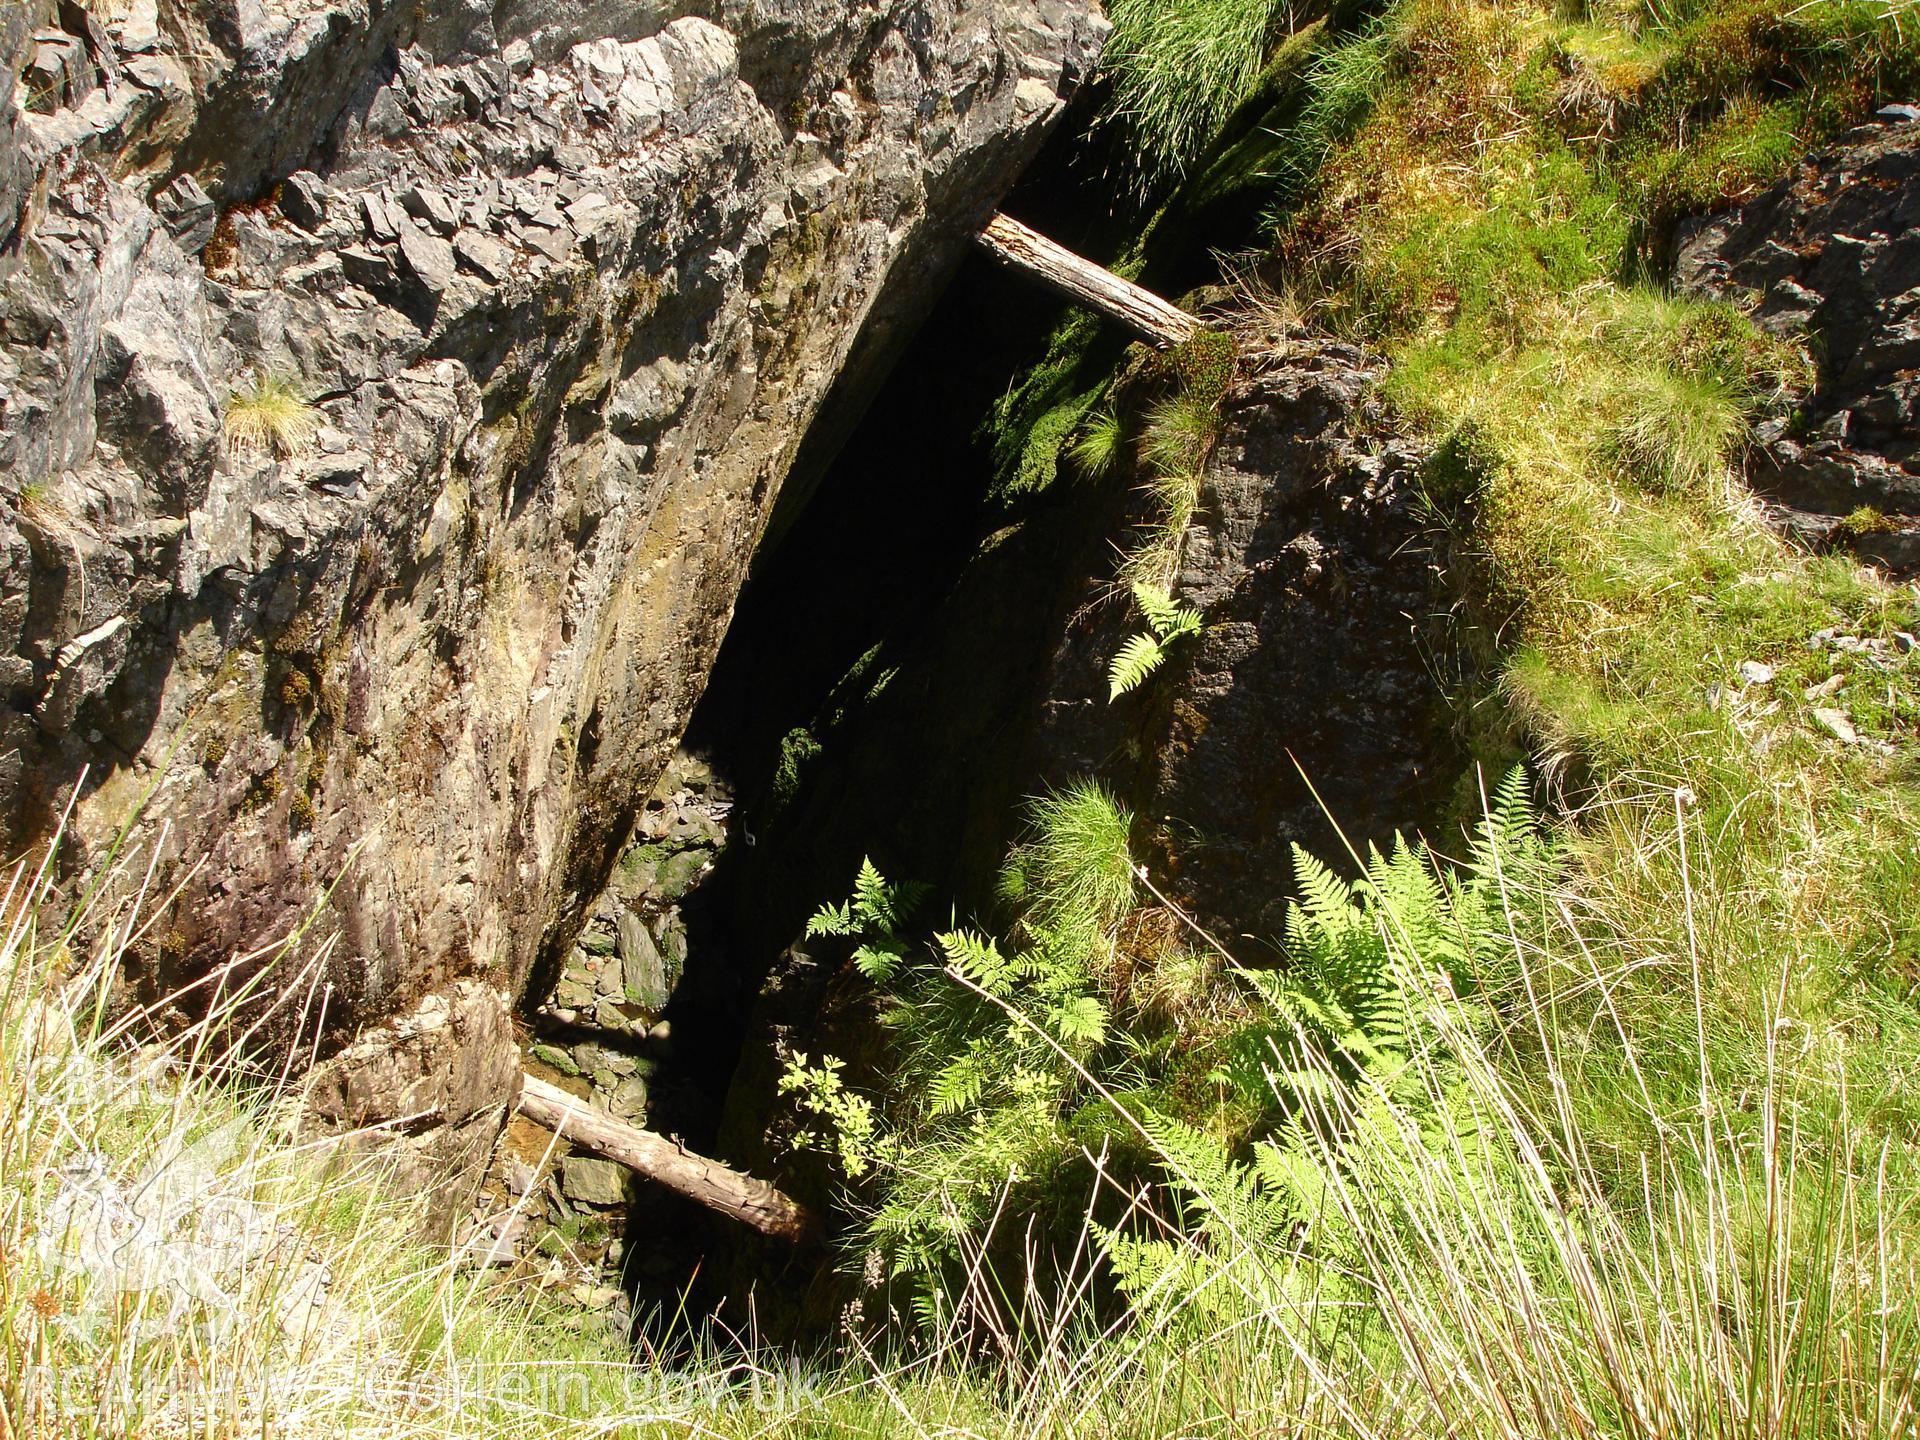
(0, 0, 1105, 1216)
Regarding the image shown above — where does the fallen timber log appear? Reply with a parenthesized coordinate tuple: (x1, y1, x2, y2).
(515, 1072, 816, 1244)
(974, 211, 1200, 350)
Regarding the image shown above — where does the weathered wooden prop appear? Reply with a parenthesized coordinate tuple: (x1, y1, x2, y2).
(975, 212, 1200, 350)
(516, 1072, 816, 1244)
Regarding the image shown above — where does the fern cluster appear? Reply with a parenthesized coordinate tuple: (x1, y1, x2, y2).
(785, 769, 1552, 1344)
(783, 786, 1177, 1318)
(1108, 582, 1204, 701)
(1104, 769, 1551, 1324)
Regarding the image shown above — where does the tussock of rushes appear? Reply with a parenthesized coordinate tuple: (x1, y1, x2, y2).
(1120, 391, 1217, 588)
(224, 374, 322, 459)
(1102, 0, 1294, 192)
(1017, 778, 1136, 935)
(1606, 366, 1747, 495)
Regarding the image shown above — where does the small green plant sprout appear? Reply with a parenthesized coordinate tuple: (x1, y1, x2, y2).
(1109, 580, 1204, 701)
(805, 856, 928, 981)
(1069, 408, 1128, 479)
(778, 1051, 886, 1176)
(223, 372, 322, 459)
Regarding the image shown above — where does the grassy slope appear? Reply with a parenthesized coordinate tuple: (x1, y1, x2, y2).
(1274, 0, 1920, 1194)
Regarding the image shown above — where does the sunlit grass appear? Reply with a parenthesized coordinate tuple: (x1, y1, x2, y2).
(224, 373, 322, 459)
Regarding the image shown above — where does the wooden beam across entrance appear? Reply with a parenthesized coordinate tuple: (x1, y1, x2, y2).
(975, 212, 1199, 350)
(516, 1072, 816, 1244)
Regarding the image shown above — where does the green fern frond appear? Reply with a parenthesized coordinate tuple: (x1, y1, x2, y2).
(852, 942, 906, 981)
(1131, 581, 1203, 641)
(1048, 994, 1110, 1049)
(937, 929, 1013, 990)
(1109, 632, 1167, 701)
(929, 1048, 991, 1115)
(852, 857, 896, 929)
(805, 900, 854, 938)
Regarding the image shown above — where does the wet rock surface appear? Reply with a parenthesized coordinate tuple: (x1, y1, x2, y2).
(0, 0, 1104, 1203)
(1674, 111, 1920, 570)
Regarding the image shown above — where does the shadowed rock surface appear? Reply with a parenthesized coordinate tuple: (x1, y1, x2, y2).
(1033, 340, 1455, 947)
(1675, 111, 1920, 570)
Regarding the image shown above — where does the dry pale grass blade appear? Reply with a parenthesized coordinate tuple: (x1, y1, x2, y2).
(224, 374, 323, 459)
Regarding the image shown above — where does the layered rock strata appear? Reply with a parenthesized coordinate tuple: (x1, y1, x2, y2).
(0, 0, 1103, 1203)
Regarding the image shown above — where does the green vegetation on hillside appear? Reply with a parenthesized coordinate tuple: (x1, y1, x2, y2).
(786, 0, 1920, 1432)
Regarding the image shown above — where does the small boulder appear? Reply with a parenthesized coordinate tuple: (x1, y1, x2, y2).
(502, 1159, 537, 1195)
(153, 174, 216, 253)
(560, 1157, 637, 1207)
(609, 1076, 649, 1118)
(653, 846, 711, 903)
(402, 184, 460, 236)
(618, 911, 669, 1009)
(338, 246, 396, 292)
(361, 192, 400, 241)
(280, 171, 331, 232)
(454, 229, 514, 284)
(397, 225, 457, 298)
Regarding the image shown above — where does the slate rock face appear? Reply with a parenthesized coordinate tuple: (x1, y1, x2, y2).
(1674, 113, 1920, 569)
(0, 0, 1104, 1204)
(1035, 342, 1456, 947)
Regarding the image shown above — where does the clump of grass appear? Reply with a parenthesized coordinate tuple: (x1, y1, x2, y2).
(3, 821, 916, 1439)
(1606, 365, 1747, 494)
(1616, 0, 1920, 222)
(1267, 14, 1399, 187)
(223, 372, 321, 459)
(1016, 778, 1137, 935)
(1103, 0, 1296, 193)
(1140, 390, 1219, 478)
(1121, 389, 1218, 587)
(1068, 408, 1127, 479)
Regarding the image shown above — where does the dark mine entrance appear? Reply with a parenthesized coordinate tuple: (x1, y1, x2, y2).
(577, 112, 1256, 1340)
(608, 232, 1102, 1337)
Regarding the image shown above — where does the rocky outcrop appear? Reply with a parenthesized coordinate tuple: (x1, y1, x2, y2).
(0, 0, 1103, 1197)
(1674, 108, 1920, 570)
(1035, 340, 1455, 944)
